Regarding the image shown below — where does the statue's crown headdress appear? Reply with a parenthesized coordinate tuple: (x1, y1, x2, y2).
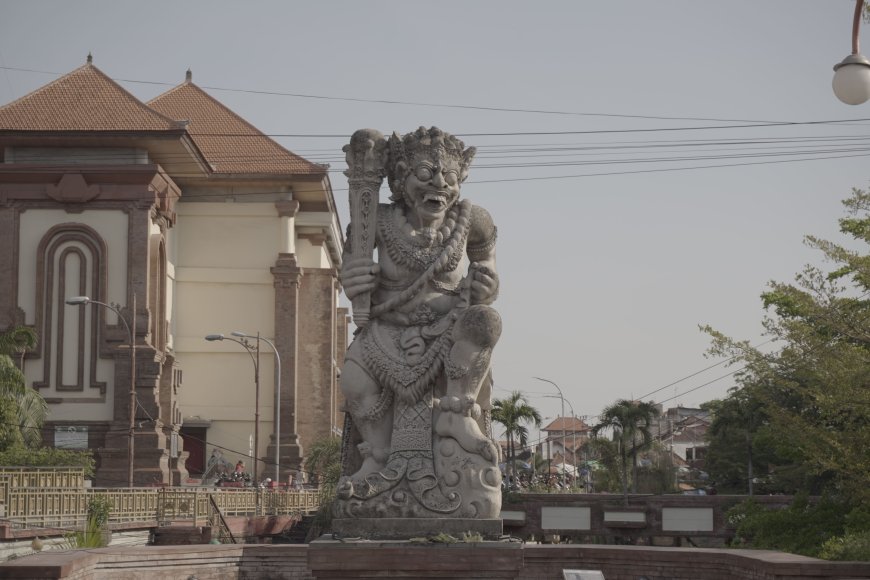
(386, 126, 476, 200)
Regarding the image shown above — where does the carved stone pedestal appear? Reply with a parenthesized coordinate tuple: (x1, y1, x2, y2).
(308, 538, 523, 580)
(332, 518, 502, 541)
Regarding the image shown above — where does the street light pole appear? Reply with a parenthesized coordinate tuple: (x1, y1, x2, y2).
(534, 377, 566, 469)
(543, 394, 577, 466)
(66, 295, 137, 487)
(833, 0, 870, 104)
(232, 332, 281, 484)
(205, 333, 261, 486)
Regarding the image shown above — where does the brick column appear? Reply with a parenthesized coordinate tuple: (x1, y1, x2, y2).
(271, 253, 303, 478)
(296, 267, 340, 450)
(334, 306, 349, 431)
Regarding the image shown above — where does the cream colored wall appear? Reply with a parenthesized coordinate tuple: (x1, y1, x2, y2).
(178, 351, 276, 474)
(173, 201, 283, 473)
(165, 227, 178, 351)
(296, 238, 330, 268)
(296, 211, 340, 268)
(18, 209, 128, 422)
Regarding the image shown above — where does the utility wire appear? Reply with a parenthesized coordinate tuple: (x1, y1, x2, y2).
(0, 64, 800, 125)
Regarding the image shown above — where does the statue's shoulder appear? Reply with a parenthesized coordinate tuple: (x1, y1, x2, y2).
(467, 203, 496, 247)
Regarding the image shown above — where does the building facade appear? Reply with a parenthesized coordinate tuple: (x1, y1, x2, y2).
(0, 58, 345, 486)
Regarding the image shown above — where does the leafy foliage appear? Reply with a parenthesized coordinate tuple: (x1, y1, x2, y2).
(704, 187, 870, 505)
(0, 326, 94, 474)
(62, 496, 114, 549)
(819, 530, 870, 561)
(0, 446, 95, 477)
(0, 326, 46, 449)
(704, 187, 870, 559)
(727, 495, 869, 558)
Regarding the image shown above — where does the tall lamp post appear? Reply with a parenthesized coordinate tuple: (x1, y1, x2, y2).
(205, 333, 261, 485)
(534, 377, 567, 468)
(229, 331, 281, 484)
(545, 395, 579, 470)
(833, 0, 870, 104)
(66, 295, 137, 487)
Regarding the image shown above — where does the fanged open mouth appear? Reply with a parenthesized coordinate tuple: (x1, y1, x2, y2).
(423, 192, 448, 211)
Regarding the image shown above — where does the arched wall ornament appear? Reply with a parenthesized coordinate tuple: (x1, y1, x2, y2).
(148, 233, 168, 352)
(33, 223, 108, 397)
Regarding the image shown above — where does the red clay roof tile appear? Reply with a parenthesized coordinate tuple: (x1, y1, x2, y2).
(147, 81, 324, 176)
(0, 63, 182, 132)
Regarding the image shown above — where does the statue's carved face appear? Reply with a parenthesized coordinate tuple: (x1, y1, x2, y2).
(403, 151, 461, 221)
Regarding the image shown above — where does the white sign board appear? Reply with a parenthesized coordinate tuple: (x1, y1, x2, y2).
(54, 426, 88, 449)
(563, 571, 606, 580)
(541, 507, 591, 530)
(662, 507, 714, 532)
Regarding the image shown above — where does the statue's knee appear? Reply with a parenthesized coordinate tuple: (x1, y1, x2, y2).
(454, 305, 501, 348)
(341, 359, 378, 401)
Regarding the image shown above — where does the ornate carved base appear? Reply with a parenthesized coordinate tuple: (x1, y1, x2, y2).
(331, 517, 503, 541)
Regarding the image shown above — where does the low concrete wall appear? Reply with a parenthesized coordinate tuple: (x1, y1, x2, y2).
(1, 543, 867, 580)
(501, 493, 795, 542)
(0, 544, 313, 580)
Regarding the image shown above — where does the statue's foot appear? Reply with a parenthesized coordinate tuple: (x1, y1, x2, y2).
(435, 409, 497, 462)
(343, 455, 387, 496)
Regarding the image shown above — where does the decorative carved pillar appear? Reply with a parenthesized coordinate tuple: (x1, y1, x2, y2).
(0, 202, 21, 329)
(271, 253, 304, 476)
(99, 199, 172, 486)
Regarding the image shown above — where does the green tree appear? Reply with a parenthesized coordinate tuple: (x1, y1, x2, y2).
(705, 187, 870, 505)
(587, 436, 621, 493)
(0, 326, 46, 449)
(492, 391, 542, 475)
(591, 399, 659, 505)
(703, 389, 766, 494)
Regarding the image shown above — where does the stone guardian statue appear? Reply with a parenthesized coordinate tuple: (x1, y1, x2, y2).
(335, 127, 502, 537)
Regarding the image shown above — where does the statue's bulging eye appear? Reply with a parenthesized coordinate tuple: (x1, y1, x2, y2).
(443, 171, 458, 186)
(416, 166, 433, 181)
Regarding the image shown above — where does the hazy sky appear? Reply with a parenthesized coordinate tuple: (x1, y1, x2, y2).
(3, 1, 869, 443)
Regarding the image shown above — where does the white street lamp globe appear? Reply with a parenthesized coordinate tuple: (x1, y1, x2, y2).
(833, 54, 870, 105)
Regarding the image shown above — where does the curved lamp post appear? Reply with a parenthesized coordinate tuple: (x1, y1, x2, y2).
(230, 331, 281, 484)
(66, 294, 137, 487)
(534, 377, 567, 469)
(205, 333, 261, 485)
(833, 0, 870, 104)
(544, 394, 577, 468)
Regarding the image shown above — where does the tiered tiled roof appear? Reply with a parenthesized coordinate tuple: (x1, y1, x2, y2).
(0, 62, 182, 132)
(148, 75, 325, 176)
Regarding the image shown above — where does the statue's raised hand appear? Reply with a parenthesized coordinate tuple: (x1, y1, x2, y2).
(340, 257, 380, 301)
(469, 263, 499, 305)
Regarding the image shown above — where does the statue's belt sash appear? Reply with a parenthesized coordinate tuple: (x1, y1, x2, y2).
(360, 317, 455, 405)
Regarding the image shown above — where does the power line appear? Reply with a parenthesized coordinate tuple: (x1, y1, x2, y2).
(0, 64, 800, 125)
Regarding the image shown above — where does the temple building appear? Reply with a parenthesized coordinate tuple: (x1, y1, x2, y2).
(0, 57, 346, 486)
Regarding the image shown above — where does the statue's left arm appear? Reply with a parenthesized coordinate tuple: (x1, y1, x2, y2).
(466, 204, 499, 305)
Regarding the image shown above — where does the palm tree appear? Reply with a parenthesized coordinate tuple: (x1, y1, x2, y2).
(0, 326, 45, 449)
(592, 399, 659, 505)
(492, 391, 542, 476)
